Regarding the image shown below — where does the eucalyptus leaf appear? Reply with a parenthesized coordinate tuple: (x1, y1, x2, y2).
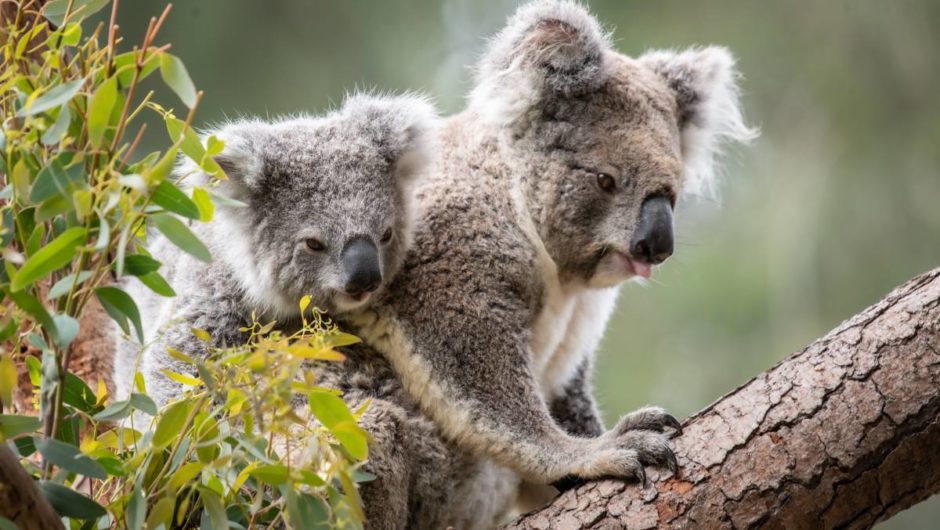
(159, 54, 197, 108)
(95, 286, 144, 342)
(51, 313, 79, 348)
(87, 76, 118, 148)
(30, 155, 85, 202)
(35, 438, 108, 479)
(153, 400, 193, 449)
(0, 414, 41, 439)
(152, 213, 211, 263)
(152, 180, 200, 219)
(16, 79, 83, 117)
(41, 104, 71, 145)
(47, 271, 93, 299)
(40, 481, 107, 519)
(43, 0, 110, 26)
(10, 226, 86, 291)
(138, 271, 176, 297)
(123, 254, 162, 276)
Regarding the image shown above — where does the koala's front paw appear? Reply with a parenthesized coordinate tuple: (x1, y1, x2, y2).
(611, 406, 683, 436)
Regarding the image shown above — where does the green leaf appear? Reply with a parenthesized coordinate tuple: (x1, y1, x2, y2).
(10, 226, 85, 291)
(16, 79, 84, 117)
(0, 415, 41, 439)
(286, 491, 331, 530)
(152, 181, 200, 219)
(191, 187, 214, 222)
(115, 50, 162, 87)
(126, 486, 146, 530)
(249, 464, 289, 485)
(51, 313, 79, 348)
(138, 271, 176, 297)
(62, 371, 96, 412)
(123, 254, 161, 276)
(7, 290, 59, 345)
(87, 76, 118, 148)
(60, 23, 82, 47)
(40, 481, 107, 519)
(198, 487, 227, 530)
(151, 213, 211, 263)
(166, 117, 206, 164)
(0, 517, 18, 530)
(35, 195, 74, 222)
(41, 104, 72, 145)
(153, 400, 193, 450)
(159, 54, 197, 108)
(48, 271, 93, 299)
(95, 286, 144, 342)
(147, 147, 178, 185)
(331, 421, 369, 460)
(25, 223, 45, 256)
(130, 392, 157, 416)
(93, 399, 132, 422)
(35, 438, 107, 479)
(146, 496, 176, 530)
(308, 391, 355, 429)
(30, 155, 85, 202)
(43, 0, 109, 26)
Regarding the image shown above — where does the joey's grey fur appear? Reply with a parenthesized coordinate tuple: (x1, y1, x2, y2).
(330, 1, 755, 528)
(112, 94, 439, 407)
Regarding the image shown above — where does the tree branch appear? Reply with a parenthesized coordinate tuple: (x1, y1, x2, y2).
(507, 266, 940, 530)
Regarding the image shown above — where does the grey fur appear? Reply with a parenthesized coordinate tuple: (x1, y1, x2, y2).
(335, 1, 754, 528)
(112, 93, 439, 407)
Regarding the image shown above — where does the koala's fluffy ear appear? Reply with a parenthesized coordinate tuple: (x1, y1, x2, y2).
(340, 93, 440, 184)
(214, 125, 267, 190)
(640, 46, 758, 196)
(470, 0, 612, 126)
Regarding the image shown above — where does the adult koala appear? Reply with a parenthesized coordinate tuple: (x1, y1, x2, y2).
(339, 1, 755, 527)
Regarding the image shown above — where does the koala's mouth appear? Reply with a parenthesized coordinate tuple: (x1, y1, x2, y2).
(596, 247, 654, 281)
(332, 290, 375, 313)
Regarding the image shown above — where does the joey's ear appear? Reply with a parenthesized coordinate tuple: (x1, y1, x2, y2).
(640, 46, 758, 196)
(340, 93, 440, 184)
(470, 0, 612, 126)
(208, 122, 268, 192)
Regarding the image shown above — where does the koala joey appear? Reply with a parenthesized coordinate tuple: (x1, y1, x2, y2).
(334, 1, 756, 527)
(112, 93, 439, 408)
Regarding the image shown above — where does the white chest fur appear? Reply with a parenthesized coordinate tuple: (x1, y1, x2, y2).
(529, 281, 620, 398)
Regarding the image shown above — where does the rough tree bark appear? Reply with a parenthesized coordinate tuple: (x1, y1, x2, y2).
(507, 267, 940, 530)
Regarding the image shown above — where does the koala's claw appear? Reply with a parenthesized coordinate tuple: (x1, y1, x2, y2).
(614, 406, 684, 436)
(664, 414, 684, 436)
(610, 429, 677, 478)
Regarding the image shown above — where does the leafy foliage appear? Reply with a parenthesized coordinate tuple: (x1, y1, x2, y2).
(1, 1, 367, 527)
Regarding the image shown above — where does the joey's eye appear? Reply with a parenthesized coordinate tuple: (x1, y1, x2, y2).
(595, 173, 616, 193)
(305, 238, 326, 252)
(380, 227, 393, 244)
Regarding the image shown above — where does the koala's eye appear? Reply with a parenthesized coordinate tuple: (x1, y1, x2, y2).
(380, 227, 393, 245)
(305, 238, 326, 252)
(595, 172, 616, 193)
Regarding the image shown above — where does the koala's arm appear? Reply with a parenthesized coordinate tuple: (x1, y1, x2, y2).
(355, 260, 675, 485)
(549, 358, 604, 438)
(139, 291, 247, 406)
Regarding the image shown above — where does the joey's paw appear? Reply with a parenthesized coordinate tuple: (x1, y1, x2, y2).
(612, 406, 683, 436)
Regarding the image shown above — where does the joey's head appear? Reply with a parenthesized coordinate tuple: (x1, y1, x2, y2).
(470, 0, 756, 288)
(202, 94, 438, 316)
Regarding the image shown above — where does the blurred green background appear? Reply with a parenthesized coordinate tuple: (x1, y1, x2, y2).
(106, 1, 940, 526)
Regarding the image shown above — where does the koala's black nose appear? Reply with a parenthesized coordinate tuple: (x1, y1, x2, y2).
(630, 195, 674, 265)
(341, 237, 382, 296)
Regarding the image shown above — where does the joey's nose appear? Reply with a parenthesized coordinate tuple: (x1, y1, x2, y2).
(630, 195, 674, 265)
(341, 237, 382, 296)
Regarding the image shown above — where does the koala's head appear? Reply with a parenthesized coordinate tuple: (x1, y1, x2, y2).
(199, 94, 438, 316)
(470, 0, 756, 288)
